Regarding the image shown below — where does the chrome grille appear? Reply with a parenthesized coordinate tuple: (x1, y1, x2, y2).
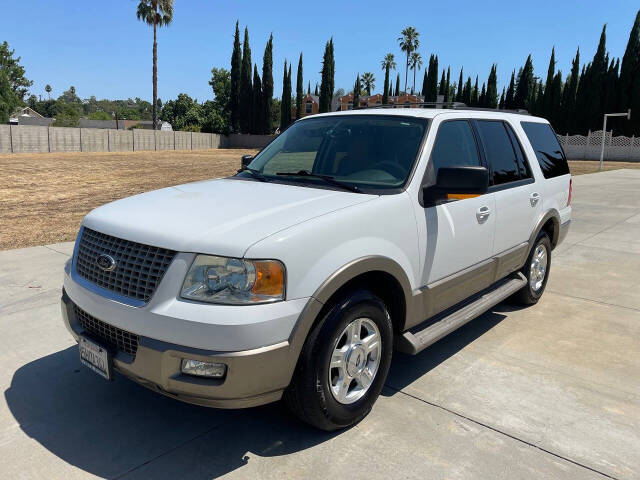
(75, 305, 139, 357)
(75, 228, 176, 303)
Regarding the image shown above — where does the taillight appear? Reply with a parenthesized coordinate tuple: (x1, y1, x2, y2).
(567, 178, 572, 206)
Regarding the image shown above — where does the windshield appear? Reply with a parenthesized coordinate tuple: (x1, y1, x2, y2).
(239, 115, 428, 193)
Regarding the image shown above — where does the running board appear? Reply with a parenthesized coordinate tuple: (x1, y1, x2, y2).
(396, 272, 527, 355)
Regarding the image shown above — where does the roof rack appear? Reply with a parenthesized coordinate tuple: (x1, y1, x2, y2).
(352, 102, 530, 115)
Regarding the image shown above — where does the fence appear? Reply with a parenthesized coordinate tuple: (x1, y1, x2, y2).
(0, 125, 275, 154)
(558, 130, 640, 162)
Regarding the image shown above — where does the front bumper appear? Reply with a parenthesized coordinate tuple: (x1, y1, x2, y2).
(62, 258, 323, 408)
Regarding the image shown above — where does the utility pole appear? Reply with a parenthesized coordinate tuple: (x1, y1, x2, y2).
(600, 109, 631, 170)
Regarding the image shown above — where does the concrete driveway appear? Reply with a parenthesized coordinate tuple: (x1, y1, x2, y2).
(1, 169, 639, 480)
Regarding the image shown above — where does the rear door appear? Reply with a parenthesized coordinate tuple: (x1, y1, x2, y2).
(475, 120, 540, 264)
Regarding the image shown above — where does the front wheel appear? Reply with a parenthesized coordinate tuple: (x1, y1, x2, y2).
(512, 232, 551, 305)
(284, 289, 393, 431)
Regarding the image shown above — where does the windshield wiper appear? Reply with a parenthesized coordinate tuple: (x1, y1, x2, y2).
(237, 165, 268, 182)
(276, 170, 361, 193)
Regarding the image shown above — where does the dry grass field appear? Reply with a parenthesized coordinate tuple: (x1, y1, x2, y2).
(0, 149, 257, 250)
(1, 150, 639, 250)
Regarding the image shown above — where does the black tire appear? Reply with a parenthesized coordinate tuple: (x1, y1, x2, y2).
(511, 232, 552, 305)
(284, 289, 393, 431)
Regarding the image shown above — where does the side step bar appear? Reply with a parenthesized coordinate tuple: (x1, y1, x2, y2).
(396, 272, 527, 355)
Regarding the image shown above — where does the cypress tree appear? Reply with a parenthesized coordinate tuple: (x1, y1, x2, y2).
(314, 83, 319, 96)
(499, 87, 506, 109)
(395, 73, 400, 96)
(239, 27, 252, 133)
(456, 68, 464, 102)
(444, 66, 451, 102)
(352, 73, 361, 109)
(505, 70, 516, 109)
(319, 38, 335, 113)
(533, 81, 544, 116)
(261, 33, 274, 134)
(618, 10, 640, 134)
(438, 69, 446, 97)
(550, 72, 563, 128)
(421, 67, 428, 97)
(462, 77, 472, 105)
(560, 48, 580, 133)
(426, 55, 438, 102)
(280, 60, 292, 130)
(486, 64, 498, 108)
(295, 53, 303, 119)
(542, 47, 556, 120)
(230, 21, 242, 132)
(251, 64, 262, 134)
(514, 55, 534, 110)
(471, 75, 479, 106)
(479, 83, 486, 107)
(382, 66, 389, 104)
(307, 81, 311, 95)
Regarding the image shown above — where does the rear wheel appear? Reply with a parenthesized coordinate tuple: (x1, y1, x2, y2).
(512, 232, 551, 305)
(284, 289, 393, 431)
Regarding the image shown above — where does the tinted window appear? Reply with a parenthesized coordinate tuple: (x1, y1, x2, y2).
(430, 120, 480, 176)
(476, 120, 521, 185)
(521, 122, 570, 178)
(505, 123, 532, 179)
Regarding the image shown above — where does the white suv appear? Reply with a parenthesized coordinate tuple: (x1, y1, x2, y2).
(62, 108, 571, 430)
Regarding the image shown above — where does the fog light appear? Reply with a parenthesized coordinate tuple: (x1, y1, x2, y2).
(181, 359, 226, 378)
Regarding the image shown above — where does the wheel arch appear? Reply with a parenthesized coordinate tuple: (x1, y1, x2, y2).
(529, 209, 560, 251)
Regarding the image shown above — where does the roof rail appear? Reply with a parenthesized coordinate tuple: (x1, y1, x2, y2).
(352, 102, 530, 115)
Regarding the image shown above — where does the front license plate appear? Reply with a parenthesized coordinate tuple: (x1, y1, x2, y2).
(79, 335, 113, 380)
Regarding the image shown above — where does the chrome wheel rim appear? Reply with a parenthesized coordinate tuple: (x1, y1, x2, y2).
(328, 318, 381, 405)
(530, 244, 548, 292)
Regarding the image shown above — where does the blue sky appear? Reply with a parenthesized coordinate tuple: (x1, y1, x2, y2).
(2, 0, 639, 103)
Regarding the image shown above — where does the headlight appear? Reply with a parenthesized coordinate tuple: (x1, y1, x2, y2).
(181, 255, 285, 305)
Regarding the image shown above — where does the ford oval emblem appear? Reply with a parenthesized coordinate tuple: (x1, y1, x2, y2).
(96, 254, 117, 272)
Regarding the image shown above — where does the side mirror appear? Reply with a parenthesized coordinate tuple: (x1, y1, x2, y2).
(423, 166, 489, 205)
(241, 155, 253, 168)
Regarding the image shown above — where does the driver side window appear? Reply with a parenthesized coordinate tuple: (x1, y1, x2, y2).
(430, 120, 481, 176)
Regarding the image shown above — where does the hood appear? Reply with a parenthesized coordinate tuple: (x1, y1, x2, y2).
(82, 178, 375, 257)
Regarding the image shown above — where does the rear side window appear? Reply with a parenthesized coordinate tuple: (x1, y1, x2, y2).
(476, 120, 522, 185)
(430, 120, 480, 176)
(521, 122, 570, 178)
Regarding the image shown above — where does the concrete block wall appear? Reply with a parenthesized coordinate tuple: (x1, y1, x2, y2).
(0, 125, 11, 153)
(156, 131, 174, 150)
(10, 125, 49, 153)
(81, 128, 108, 152)
(108, 129, 133, 152)
(50, 127, 81, 152)
(192, 132, 211, 149)
(134, 129, 155, 151)
(225, 133, 274, 149)
(175, 131, 191, 150)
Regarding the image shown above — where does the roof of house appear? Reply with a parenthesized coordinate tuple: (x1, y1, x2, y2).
(11, 107, 44, 118)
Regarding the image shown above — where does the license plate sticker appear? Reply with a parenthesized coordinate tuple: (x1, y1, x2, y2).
(79, 336, 113, 380)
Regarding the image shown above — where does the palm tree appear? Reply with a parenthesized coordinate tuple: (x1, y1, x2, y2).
(410, 52, 423, 94)
(397, 27, 420, 94)
(136, 0, 173, 130)
(361, 72, 376, 96)
(381, 53, 396, 103)
(45, 84, 52, 100)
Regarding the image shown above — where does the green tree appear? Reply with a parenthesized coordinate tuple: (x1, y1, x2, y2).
(395, 73, 400, 96)
(514, 55, 534, 110)
(88, 111, 112, 120)
(45, 84, 52, 100)
(618, 10, 640, 134)
(230, 21, 242, 132)
(499, 87, 505, 109)
(576, 25, 609, 132)
(471, 75, 479, 106)
(207, 67, 231, 133)
(361, 72, 375, 95)
(251, 64, 263, 134)
(423, 54, 438, 101)
(462, 76, 472, 105)
(479, 83, 486, 107)
(456, 67, 463, 102)
(560, 48, 580, 133)
(280, 60, 292, 129)
(505, 70, 516, 109)
(136, 0, 173, 129)
(0, 41, 33, 102)
(381, 53, 396, 104)
(444, 67, 451, 102)
(409, 52, 422, 94)
(319, 38, 335, 113)
(486, 64, 498, 108)
(239, 27, 253, 133)
(398, 27, 420, 94)
(352, 73, 361, 108)
(52, 101, 80, 127)
(262, 34, 274, 134)
(438, 69, 446, 97)
(0, 70, 19, 123)
(295, 53, 303, 119)
(542, 47, 556, 120)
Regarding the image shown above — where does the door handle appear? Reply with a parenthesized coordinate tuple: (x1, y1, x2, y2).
(530, 192, 540, 206)
(476, 206, 491, 223)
